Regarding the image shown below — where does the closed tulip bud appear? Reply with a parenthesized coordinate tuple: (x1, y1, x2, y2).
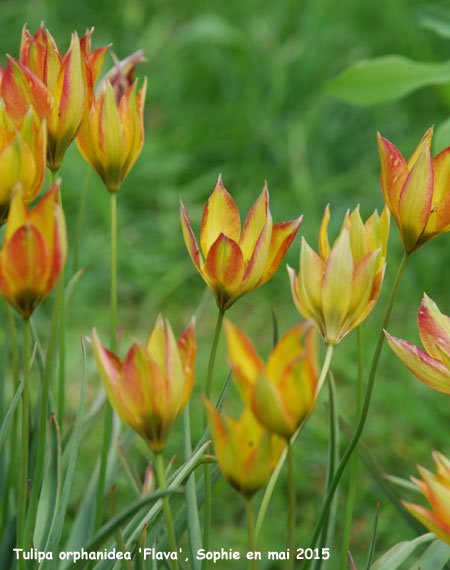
(92, 316, 196, 453)
(0, 101, 46, 223)
(76, 78, 147, 193)
(0, 182, 67, 318)
(224, 320, 318, 439)
(203, 398, 285, 497)
(403, 451, 450, 544)
(378, 127, 450, 252)
(288, 205, 389, 345)
(181, 176, 302, 311)
(2, 24, 109, 171)
(385, 294, 450, 394)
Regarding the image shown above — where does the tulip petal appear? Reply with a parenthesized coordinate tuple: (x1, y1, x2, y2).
(385, 332, 450, 394)
(98, 83, 124, 191)
(241, 220, 272, 292)
(252, 373, 295, 438)
(239, 186, 271, 261)
(377, 132, 408, 221)
(418, 294, 450, 360)
(180, 199, 204, 273)
(402, 501, 450, 544)
(266, 322, 308, 385)
(319, 204, 331, 260)
(346, 207, 367, 262)
(298, 238, 325, 323)
(322, 229, 354, 344)
(419, 469, 450, 526)
(407, 126, 433, 169)
(204, 233, 244, 308)
(177, 319, 197, 408)
(200, 177, 241, 257)
(259, 217, 302, 285)
(398, 144, 433, 251)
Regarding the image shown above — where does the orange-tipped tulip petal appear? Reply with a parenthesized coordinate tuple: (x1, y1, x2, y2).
(0, 102, 46, 223)
(181, 176, 302, 310)
(2, 24, 109, 170)
(378, 127, 450, 251)
(0, 183, 66, 318)
(99, 49, 146, 104)
(92, 317, 196, 453)
(402, 451, 450, 544)
(289, 205, 389, 345)
(385, 294, 450, 394)
(76, 79, 146, 193)
(225, 319, 318, 439)
(203, 397, 284, 497)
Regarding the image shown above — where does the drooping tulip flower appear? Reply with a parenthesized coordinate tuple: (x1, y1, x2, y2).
(99, 49, 146, 104)
(76, 78, 147, 193)
(385, 294, 450, 394)
(181, 176, 302, 311)
(0, 182, 67, 319)
(288, 205, 389, 345)
(378, 127, 450, 252)
(203, 398, 285, 497)
(0, 101, 46, 223)
(2, 24, 109, 170)
(402, 451, 450, 544)
(224, 320, 318, 439)
(92, 316, 196, 453)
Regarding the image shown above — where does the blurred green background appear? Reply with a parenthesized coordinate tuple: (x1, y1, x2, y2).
(2, 0, 450, 567)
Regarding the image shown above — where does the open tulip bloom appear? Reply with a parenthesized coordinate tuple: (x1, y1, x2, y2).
(385, 294, 450, 395)
(224, 319, 318, 439)
(203, 397, 285, 497)
(288, 205, 389, 345)
(92, 315, 196, 453)
(0, 182, 67, 319)
(378, 126, 450, 252)
(2, 24, 109, 170)
(402, 451, 450, 545)
(180, 176, 302, 311)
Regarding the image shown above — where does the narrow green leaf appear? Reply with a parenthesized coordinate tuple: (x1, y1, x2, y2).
(381, 474, 422, 495)
(370, 533, 434, 570)
(0, 381, 23, 450)
(34, 414, 62, 549)
(271, 306, 279, 348)
(365, 502, 380, 569)
(419, 7, 450, 39)
(65, 269, 85, 309)
(41, 340, 88, 567)
(326, 56, 450, 106)
(409, 539, 450, 570)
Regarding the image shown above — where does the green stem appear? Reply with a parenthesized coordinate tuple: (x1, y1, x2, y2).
(57, 272, 66, 426)
(287, 439, 295, 570)
(24, 268, 64, 540)
(110, 193, 117, 351)
(246, 499, 258, 570)
(17, 318, 30, 560)
(73, 167, 92, 271)
(203, 308, 225, 569)
(339, 327, 364, 569)
(255, 343, 334, 541)
(309, 251, 410, 549)
(95, 193, 118, 530)
(3, 304, 19, 525)
(154, 453, 179, 570)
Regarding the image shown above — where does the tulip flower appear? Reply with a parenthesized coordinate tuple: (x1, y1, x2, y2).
(203, 398, 284, 497)
(76, 78, 147, 193)
(402, 451, 450, 544)
(378, 127, 450, 252)
(0, 182, 67, 319)
(224, 320, 318, 439)
(0, 101, 46, 223)
(181, 176, 302, 311)
(385, 294, 450, 395)
(2, 24, 109, 170)
(288, 205, 389, 345)
(92, 315, 196, 453)
(99, 49, 146, 104)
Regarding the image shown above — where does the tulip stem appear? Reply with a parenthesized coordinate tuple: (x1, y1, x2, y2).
(339, 326, 364, 569)
(308, 251, 410, 553)
(287, 438, 296, 570)
(95, 193, 118, 531)
(17, 317, 30, 561)
(24, 270, 64, 542)
(255, 343, 334, 541)
(246, 499, 258, 570)
(203, 307, 225, 569)
(155, 452, 179, 570)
